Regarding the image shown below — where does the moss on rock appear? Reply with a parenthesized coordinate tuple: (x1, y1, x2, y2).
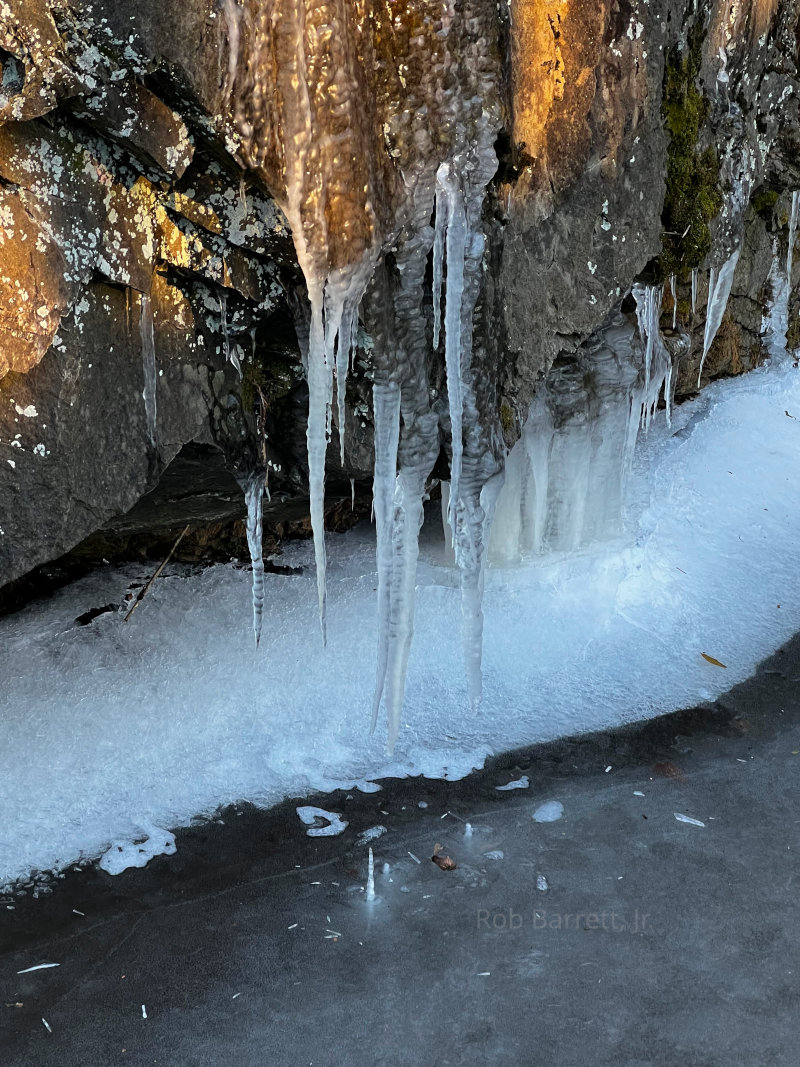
(657, 23, 723, 280)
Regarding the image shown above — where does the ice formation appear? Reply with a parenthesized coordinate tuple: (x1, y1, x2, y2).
(244, 473, 265, 647)
(633, 283, 673, 431)
(788, 190, 799, 285)
(296, 806, 348, 837)
(5, 353, 800, 885)
(698, 250, 741, 388)
(139, 295, 157, 447)
(489, 311, 655, 564)
(222, 0, 503, 748)
(532, 801, 564, 824)
(98, 827, 177, 875)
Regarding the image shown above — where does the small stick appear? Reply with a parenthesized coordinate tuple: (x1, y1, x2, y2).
(124, 525, 190, 623)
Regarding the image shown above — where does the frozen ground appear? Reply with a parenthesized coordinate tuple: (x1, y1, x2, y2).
(2, 354, 800, 885)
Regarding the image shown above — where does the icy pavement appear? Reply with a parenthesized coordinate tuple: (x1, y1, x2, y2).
(2, 647, 800, 1065)
(2, 356, 800, 884)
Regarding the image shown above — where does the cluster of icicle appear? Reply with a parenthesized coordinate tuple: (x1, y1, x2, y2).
(223, 0, 502, 750)
(487, 303, 661, 565)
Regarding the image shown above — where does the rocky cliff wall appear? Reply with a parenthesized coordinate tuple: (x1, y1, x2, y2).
(0, 0, 798, 592)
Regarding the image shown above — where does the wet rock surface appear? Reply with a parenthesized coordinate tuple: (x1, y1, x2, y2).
(0, 0, 798, 589)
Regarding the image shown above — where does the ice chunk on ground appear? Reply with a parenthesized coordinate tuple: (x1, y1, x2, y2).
(98, 827, 176, 875)
(674, 813, 705, 828)
(356, 825, 387, 846)
(532, 801, 564, 823)
(296, 807, 348, 837)
(496, 776, 530, 791)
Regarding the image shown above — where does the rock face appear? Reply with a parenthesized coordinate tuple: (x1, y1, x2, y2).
(1, 0, 798, 590)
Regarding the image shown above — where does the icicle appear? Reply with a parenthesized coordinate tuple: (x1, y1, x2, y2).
(304, 286, 333, 644)
(788, 190, 799, 284)
(488, 318, 644, 565)
(691, 267, 698, 315)
(335, 305, 358, 466)
(139, 294, 157, 447)
(697, 250, 740, 388)
(366, 847, 375, 903)
(435, 163, 467, 538)
(370, 379, 401, 735)
(633, 284, 671, 431)
(350, 478, 355, 511)
(432, 186, 446, 350)
(670, 274, 677, 330)
(244, 474, 265, 648)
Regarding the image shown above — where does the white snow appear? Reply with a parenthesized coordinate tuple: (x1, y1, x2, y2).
(2, 355, 800, 884)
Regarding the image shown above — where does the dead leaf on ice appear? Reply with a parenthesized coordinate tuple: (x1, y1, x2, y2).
(701, 653, 727, 668)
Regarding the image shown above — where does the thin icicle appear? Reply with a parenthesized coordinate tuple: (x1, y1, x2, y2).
(350, 478, 355, 511)
(436, 163, 467, 537)
(633, 284, 672, 431)
(304, 287, 333, 644)
(244, 474, 265, 648)
(787, 190, 799, 284)
(335, 305, 358, 466)
(691, 267, 698, 315)
(698, 250, 740, 388)
(366, 847, 375, 902)
(432, 187, 446, 350)
(140, 294, 157, 447)
(670, 274, 677, 330)
(370, 380, 401, 734)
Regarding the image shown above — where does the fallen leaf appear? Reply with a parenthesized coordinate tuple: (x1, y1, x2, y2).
(653, 761, 686, 782)
(431, 852, 457, 871)
(785, 410, 795, 419)
(701, 652, 727, 668)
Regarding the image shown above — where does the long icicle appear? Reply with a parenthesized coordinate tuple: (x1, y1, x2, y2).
(370, 378, 402, 733)
(244, 473, 266, 648)
(437, 163, 467, 539)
